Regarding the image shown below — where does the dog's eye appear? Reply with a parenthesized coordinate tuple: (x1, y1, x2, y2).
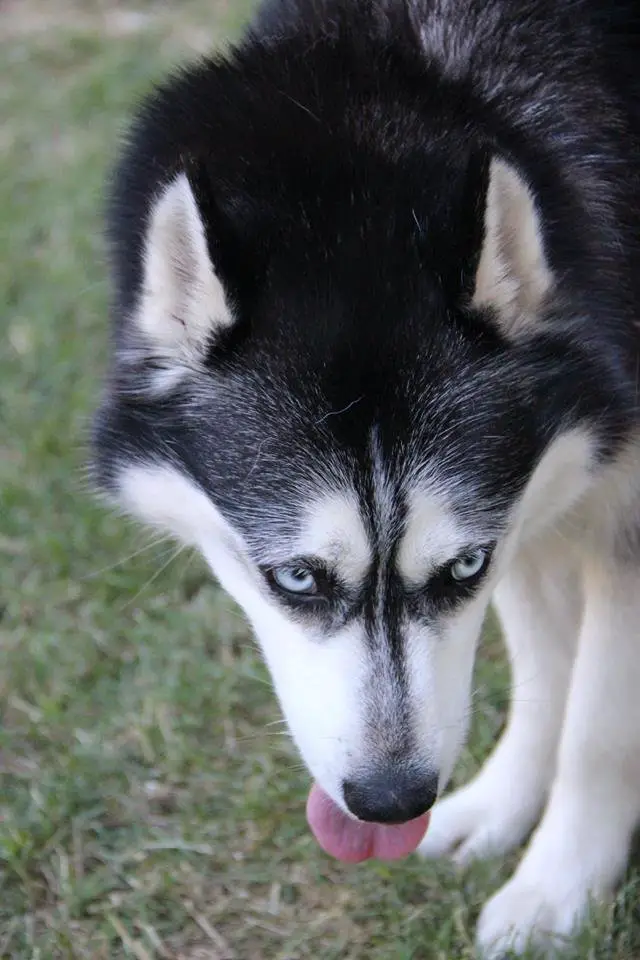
(449, 548, 489, 582)
(272, 564, 318, 596)
(417, 545, 495, 612)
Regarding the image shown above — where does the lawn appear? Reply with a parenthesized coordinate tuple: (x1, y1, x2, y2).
(1, 2, 640, 957)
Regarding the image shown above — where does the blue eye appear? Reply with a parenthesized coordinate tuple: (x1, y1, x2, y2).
(449, 548, 489, 582)
(272, 564, 318, 595)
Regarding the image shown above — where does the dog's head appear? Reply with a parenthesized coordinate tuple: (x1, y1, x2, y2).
(93, 32, 599, 834)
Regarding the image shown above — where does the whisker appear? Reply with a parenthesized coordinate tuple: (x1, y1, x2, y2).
(174, 546, 196, 580)
(82, 534, 173, 580)
(236, 731, 293, 744)
(118, 543, 187, 611)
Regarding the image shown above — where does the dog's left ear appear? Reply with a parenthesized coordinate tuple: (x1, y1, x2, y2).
(473, 158, 553, 336)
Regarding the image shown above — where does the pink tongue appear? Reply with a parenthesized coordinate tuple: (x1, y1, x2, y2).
(306, 782, 430, 863)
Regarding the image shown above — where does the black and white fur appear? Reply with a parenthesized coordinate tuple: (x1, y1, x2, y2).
(92, 1, 640, 954)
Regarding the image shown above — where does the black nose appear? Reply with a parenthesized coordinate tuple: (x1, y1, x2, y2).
(342, 767, 439, 824)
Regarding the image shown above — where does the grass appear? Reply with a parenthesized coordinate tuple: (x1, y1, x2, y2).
(1, 1, 640, 957)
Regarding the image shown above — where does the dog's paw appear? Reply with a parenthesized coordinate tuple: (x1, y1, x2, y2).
(474, 796, 627, 959)
(418, 772, 540, 865)
(475, 872, 590, 958)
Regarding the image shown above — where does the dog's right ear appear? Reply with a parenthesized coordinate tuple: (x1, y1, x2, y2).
(131, 168, 233, 365)
(126, 158, 263, 374)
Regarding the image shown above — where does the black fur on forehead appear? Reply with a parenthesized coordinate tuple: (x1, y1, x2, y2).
(107, 14, 492, 330)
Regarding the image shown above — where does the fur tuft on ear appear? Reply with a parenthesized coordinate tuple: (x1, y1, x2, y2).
(473, 159, 553, 336)
(136, 172, 234, 361)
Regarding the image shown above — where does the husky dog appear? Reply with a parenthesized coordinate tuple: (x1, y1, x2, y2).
(92, 0, 640, 954)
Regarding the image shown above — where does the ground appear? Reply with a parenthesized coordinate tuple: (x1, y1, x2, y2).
(1, 2, 640, 957)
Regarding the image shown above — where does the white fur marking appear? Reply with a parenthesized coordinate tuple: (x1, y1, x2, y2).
(118, 463, 227, 545)
(297, 491, 372, 583)
(397, 486, 469, 584)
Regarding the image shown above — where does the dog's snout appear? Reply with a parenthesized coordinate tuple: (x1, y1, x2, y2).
(342, 766, 439, 824)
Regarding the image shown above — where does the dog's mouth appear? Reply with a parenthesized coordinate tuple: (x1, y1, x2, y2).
(306, 783, 430, 862)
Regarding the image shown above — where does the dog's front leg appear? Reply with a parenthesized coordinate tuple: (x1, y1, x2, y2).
(477, 557, 640, 958)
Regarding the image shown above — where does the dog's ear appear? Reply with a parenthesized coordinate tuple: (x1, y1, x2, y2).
(131, 156, 266, 369)
(133, 168, 234, 363)
(473, 159, 553, 336)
